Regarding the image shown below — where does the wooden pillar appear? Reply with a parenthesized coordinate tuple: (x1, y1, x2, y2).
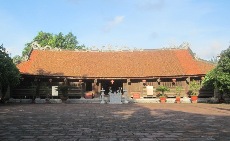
(98, 83, 102, 93)
(126, 79, 131, 98)
(92, 82, 100, 98)
(81, 83, 86, 98)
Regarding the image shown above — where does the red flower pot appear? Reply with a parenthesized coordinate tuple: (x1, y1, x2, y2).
(160, 97, 166, 103)
(133, 93, 140, 99)
(175, 97, 180, 103)
(85, 92, 93, 99)
(191, 95, 198, 103)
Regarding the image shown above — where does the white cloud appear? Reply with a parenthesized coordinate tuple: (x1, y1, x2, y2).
(103, 16, 125, 32)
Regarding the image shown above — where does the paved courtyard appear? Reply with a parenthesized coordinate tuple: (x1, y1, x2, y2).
(0, 103, 230, 141)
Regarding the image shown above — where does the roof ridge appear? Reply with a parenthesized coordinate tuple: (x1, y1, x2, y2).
(28, 41, 192, 53)
(31, 46, 189, 53)
(195, 57, 217, 65)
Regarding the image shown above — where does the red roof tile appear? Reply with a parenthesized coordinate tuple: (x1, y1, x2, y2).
(17, 48, 215, 78)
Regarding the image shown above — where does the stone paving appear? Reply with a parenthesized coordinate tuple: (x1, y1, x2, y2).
(0, 103, 230, 141)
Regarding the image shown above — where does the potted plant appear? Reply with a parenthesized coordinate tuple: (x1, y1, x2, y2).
(84, 91, 94, 99)
(175, 86, 183, 103)
(40, 84, 51, 103)
(189, 80, 201, 103)
(156, 86, 170, 103)
(57, 85, 69, 101)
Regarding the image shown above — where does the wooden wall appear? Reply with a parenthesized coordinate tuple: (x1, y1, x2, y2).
(125, 78, 214, 98)
(11, 76, 214, 99)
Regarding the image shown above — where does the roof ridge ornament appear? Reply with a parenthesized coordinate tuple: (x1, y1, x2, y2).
(31, 41, 63, 51)
(31, 41, 41, 49)
(180, 42, 201, 60)
(179, 42, 190, 49)
(161, 42, 191, 50)
(30, 42, 193, 53)
(22, 55, 29, 61)
(31, 41, 52, 50)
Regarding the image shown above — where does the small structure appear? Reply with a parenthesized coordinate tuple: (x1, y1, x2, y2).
(100, 89, 105, 104)
(108, 89, 122, 104)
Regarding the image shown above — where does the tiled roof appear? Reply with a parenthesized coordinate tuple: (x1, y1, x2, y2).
(17, 48, 215, 78)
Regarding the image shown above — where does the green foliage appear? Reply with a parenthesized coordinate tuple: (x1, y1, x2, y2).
(156, 85, 170, 97)
(203, 46, 230, 95)
(56, 85, 69, 97)
(218, 47, 230, 71)
(215, 47, 230, 94)
(0, 44, 20, 101)
(189, 80, 201, 96)
(22, 31, 85, 56)
(40, 82, 51, 98)
(175, 86, 183, 96)
(34, 32, 53, 47)
(63, 32, 78, 49)
(202, 69, 217, 89)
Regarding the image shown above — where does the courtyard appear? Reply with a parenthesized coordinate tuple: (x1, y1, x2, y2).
(0, 103, 230, 141)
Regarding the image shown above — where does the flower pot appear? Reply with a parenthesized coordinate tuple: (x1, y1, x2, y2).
(175, 97, 180, 103)
(85, 92, 93, 99)
(160, 97, 166, 103)
(191, 95, 198, 103)
(61, 96, 68, 101)
(133, 93, 140, 99)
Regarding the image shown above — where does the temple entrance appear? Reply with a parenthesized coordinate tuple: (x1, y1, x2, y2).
(101, 79, 124, 95)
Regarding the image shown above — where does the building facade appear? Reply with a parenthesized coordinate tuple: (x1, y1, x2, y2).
(13, 45, 215, 99)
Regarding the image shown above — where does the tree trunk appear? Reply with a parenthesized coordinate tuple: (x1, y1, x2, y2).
(0, 84, 8, 103)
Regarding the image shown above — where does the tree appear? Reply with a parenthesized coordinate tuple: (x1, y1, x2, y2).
(22, 31, 85, 56)
(0, 44, 20, 102)
(215, 46, 230, 94)
(202, 46, 230, 96)
(202, 68, 217, 89)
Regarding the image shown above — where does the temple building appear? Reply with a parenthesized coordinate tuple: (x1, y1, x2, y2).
(14, 43, 215, 99)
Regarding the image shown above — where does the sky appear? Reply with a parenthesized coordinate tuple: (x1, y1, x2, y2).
(0, 0, 230, 60)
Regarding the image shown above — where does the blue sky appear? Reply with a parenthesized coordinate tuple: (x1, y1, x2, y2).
(0, 0, 230, 60)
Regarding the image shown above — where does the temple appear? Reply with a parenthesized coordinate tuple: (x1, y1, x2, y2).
(14, 43, 215, 99)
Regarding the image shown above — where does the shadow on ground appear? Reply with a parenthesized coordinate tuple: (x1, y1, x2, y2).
(0, 103, 230, 141)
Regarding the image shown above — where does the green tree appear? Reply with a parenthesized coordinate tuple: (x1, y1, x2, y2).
(34, 31, 53, 47)
(202, 46, 230, 96)
(64, 32, 78, 49)
(215, 47, 230, 94)
(202, 68, 217, 89)
(0, 44, 20, 103)
(22, 31, 85, 56)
